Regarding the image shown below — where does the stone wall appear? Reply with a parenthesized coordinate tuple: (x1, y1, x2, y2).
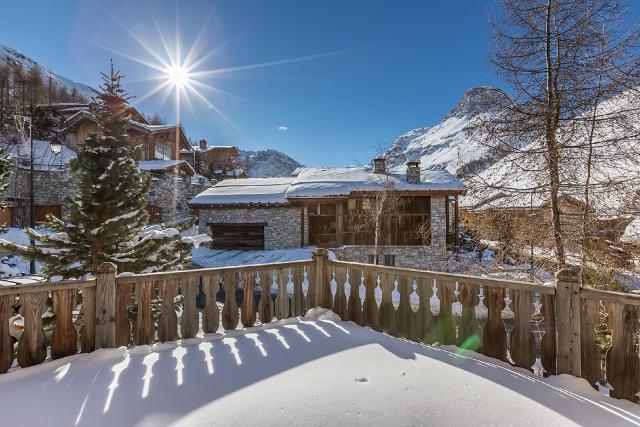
(147, 171, 209, 223)
(4, 163, 204, 225)
(197, 206, 302, 250)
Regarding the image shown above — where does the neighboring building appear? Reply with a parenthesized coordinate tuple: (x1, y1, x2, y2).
(189, 138, 246, 181)
(190, 159, 465, 270)
(1, 104, 211, 226)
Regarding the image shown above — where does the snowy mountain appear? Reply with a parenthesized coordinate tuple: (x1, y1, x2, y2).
(0, 44, 96, 100)
(383, 87, 508, 178)
(237, 149, 303, 178)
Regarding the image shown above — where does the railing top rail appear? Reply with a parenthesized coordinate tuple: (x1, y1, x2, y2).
(326, 259, 556, 295)
(115, 259, 315, 284)
(0, 278, 96, 296)
(580, 286, 640, 305)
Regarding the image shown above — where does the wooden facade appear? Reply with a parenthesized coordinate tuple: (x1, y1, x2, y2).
(292, 193, 459, 249)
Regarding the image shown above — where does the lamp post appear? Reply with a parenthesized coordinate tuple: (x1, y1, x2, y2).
(15, 110, 66, 275)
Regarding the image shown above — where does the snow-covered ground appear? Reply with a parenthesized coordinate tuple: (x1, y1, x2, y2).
(0, 228, 43, 278)
(0, 316, 637, 426)
(191, 246, 335, 268)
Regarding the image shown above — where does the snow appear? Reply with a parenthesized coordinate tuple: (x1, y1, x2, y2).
(623, 218, 640, 243)
(190, 167, 464, 205)
(286, 167, 464, 198)
(190, 178, 293, 206)
(303, 306, 342, 321)
(0, 139, 77, 171)
(0, 318, 637, 426)
(138, 160, 195, 175)
(191, 246, 336, 268)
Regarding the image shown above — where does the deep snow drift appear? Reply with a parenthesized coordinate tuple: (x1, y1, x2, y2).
(0, 318, 637, 427)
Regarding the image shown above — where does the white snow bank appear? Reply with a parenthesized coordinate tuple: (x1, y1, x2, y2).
(191, 246, 336, 268)
(0, 319, 637, 426)
(303, 307, 341, 322)
(623, 218, 640, 243)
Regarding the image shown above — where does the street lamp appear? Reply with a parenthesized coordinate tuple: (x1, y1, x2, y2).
(13, 109, 67, 275)
(50, 136, 63, 155)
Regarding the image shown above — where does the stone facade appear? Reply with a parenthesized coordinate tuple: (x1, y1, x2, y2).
(197, 206, 302, 250)
(4, 163, 205, 225)
(147, 171, 209, 223)
(332, 196, 448, 270)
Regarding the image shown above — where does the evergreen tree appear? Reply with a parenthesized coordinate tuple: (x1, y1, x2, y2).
(0, 61, 204, 278)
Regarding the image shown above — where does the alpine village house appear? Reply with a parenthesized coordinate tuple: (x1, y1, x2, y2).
(190, 158, 466, 269)
(0, 102, 242, 226)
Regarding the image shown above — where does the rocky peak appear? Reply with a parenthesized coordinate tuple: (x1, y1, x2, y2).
(444, 86, 506, 120)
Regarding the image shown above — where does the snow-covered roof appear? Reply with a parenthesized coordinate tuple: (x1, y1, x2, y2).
(190, 178, 294, 206)
(128, 121, 179, 133)
(191, 167, 464, 206)
(191, 145, 237, 153)
(0, 139, 77, 171)
(622, 218, 640, 243)
(137, 159, 195, 175)
(285, 167, 465, 198)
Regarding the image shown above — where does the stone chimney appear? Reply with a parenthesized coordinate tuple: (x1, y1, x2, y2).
(373, 157, 386, 174)
(406, 160, 421, 184)
(199, 138, 207, 150)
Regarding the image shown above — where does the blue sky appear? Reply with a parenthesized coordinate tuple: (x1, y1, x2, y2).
(1, 0, 497, 166)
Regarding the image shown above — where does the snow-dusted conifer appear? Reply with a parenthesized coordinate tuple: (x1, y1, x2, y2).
(0, 62, 206, 278)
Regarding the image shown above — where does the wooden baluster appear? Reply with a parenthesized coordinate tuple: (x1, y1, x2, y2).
(529, 293, 546, 376)
(275, 269, 290, 320)
(541, 294, 556, 376)
(202, 275, 220, 333)
(396, 275, 412, 339)
(606, 301, 640, 401)
(580, 297, 600, 387)
(324, 266, 334, 309)
(241, 272, 257, 327)
(258, 270, 274, 324)
(0, 294, 15, 373)
(305, 265, 315, 309)
(457, 282, 481, 350)
(158, 280, 178, 342)
(222, 271, 239, 330)
(181, 277, 199, 339)
(79, 287, 95, 353)
(17, 292, 47, 367)
(51, 289, 77, 359)
(412, 279, 432, 343)
(362, 271, 379, 330)
(332, 268, 348, 320)
(134, 281, 154, 346)
(378, 273, 395, 334)
(474, 285, 489, 352)
(115, 283, 133, 347)
(510, 289, 536, 370)
(483, 286, 507, 361)
(347, 268, 362, 325)
(435, 280, 455, 345)
(291, 267, 306, 317)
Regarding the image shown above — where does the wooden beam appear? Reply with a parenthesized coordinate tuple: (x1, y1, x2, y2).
(336, 202, 344, 246)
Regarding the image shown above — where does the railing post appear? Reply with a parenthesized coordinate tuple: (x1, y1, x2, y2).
(95, 262, 117, 349)
(312, 248, 328, 308)
(556, 267, 581, 377)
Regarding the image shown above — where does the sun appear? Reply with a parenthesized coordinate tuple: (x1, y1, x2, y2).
(166, 64, 191, 88)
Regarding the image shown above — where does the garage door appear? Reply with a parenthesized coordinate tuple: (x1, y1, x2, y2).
(210, 223, 265, 250)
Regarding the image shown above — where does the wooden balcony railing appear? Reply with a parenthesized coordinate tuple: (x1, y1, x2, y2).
(0, 250, 639, 404)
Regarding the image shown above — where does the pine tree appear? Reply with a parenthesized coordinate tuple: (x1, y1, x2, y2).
(0, 61, 204, 278)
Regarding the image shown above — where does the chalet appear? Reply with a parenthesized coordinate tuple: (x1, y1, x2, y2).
(0, 104, 210, 226)
(184, 138, 246, 180)
(190, 158, 465, 269)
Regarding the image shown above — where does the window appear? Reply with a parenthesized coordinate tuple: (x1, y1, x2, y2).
(154, 142, 171, 160)
(367, 254, 395, 266)
(146, 205, 162, 224)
